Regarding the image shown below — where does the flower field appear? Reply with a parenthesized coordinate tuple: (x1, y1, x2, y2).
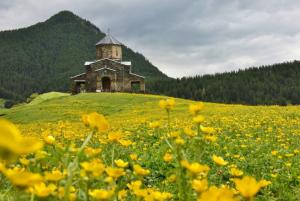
(1, 92, 300, 201)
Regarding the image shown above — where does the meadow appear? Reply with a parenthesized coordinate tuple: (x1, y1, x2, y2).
(1, 92, 300, 201)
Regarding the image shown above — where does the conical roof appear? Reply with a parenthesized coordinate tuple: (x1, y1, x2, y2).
(96, 33, 122, 46)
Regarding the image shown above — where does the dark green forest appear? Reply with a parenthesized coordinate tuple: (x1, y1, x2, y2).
(0, 11, 166, 101)
(148, 61, 300, 105)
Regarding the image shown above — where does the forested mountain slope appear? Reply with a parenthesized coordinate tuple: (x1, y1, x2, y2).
(0, 11, 167, 101)
(149, 61, 300, 105)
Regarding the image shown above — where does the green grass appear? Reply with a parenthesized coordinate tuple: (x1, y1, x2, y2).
(2, 92, 300, 125)
(29, 92, 70, 105)
(2, 92, 300, 201)
(1, 92, 196, 124)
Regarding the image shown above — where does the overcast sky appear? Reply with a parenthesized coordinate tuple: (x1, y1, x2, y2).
(1, 0, 300, 77)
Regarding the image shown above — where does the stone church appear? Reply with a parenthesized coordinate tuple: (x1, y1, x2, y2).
(70, 33, 145, 94)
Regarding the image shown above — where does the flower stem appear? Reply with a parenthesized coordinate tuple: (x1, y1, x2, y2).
(86, 180, 90, 201)
(164, 110, 174, 151)
(176, 145, 187, 201)
(112, 144, 115, 167)
(197, 123, 200, 136)
(64, 130, 95, 201)
(30, 193, 35, 201)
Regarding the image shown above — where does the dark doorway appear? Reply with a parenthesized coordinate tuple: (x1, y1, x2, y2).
(131, 81, 141, 92)
(102, 77, 111, 92)
(73, 82, 85, 94)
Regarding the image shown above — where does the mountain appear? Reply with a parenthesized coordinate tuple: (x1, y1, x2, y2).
(149, 61, 300, 105)
(0, 10, 167, 101)
(2, 10, 300, 106)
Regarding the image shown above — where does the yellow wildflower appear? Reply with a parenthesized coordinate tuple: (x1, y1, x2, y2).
(80, 159, 105, 177)
(200, 125, 215, 134)
(259, 179, 272, 187)
(19, 157, 30, 166)
(119, 139, 133, 147)
(149, 190, 173, 200)
(234, 176, 262, 199)
(181, 160, 210, 176)
(204, 135, 217, 142)
(104, 176, 113, 183)
(166, 174, 177, 183)
(118, 189, 128, 200)
(285, 153, 294, 157)
(114, 159, 129, 168)
(58, 186, 76, 200)
(192, 179, 208, 193)
(0, 119, 43, 159)
(294, 149, 300, 154)
(30, 182, 57, 197)
(44, 135, 55, 145)
(127, 180, 142, 191)
(230, 167, 244, 177)
(89, 189, 114, 200)
(189, 102, 204, 115)
(81, 112, 109, 132)
(133, 164, 150, 176)
(271, 173, 278, 178)
(212, 155, 228, 166)
(170, 131, 180, 138)
(35, 150, 49, 160)
(44, 169, 65, 181)
(105, 167, 125, 179)
(149, 121, 161, 129)
(130, 153, 138, 161)
(163, 153, 173, 162)
(84, 147, 102, 157)
(4, 167, 43, 187)
(159, 98, 175, 110)
(184, 127, 197, 137)
(175, 137, 185, 145)
(198, 186, 238, 201)
(193, 115, 205, 124)
(107, 131, 123, 143)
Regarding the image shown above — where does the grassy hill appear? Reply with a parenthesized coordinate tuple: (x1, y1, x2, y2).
(0, 92, 193, 124)
(1, 92, 300, 200)
(2, 92, 300, 124)
(0, 11, 167, 101)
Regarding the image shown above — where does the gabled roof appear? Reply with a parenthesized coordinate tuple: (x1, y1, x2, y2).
(70, 72, 86, 79)
(95, 67, 116, 72)
(96, 33, 122, 46)
(84, 58, 131, 66)
(130, 72, 145, 79)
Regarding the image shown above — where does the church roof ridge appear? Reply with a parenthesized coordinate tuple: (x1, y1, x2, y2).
(96, 32, 122, 46)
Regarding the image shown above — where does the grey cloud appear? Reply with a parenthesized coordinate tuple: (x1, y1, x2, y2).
(0, 0, 300, 77)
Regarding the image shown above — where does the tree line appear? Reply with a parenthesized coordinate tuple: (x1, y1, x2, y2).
(148, 61, 300, 105)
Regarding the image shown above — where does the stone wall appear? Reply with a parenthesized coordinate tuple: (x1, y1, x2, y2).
(96, 44, 122, 60)
(71, 59, 145, 93)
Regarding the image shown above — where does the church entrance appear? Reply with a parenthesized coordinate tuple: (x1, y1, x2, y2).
(102, 77, 111, 92)
(131, 81, 141, 92)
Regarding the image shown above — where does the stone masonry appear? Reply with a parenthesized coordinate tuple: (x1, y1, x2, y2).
(70, 33, 145, 94)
